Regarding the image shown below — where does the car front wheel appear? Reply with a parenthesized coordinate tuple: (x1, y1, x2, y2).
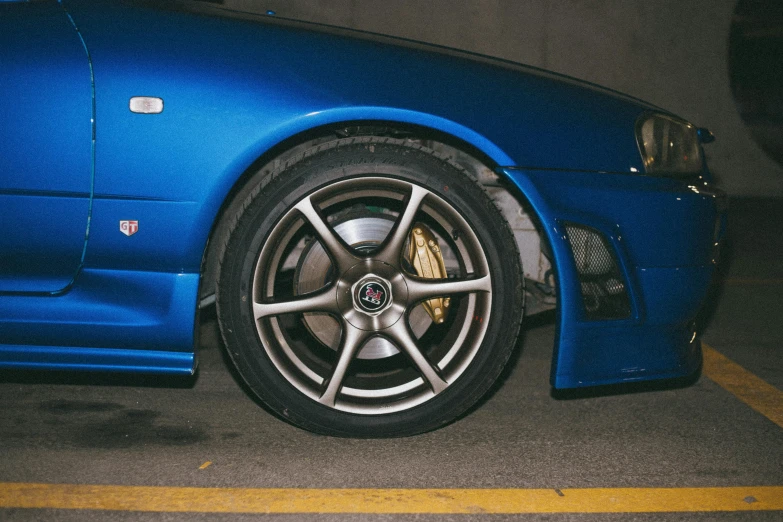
(217, 137, 523, 437)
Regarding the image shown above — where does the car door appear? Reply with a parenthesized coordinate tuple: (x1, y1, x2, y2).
(0, 0, 93, 293)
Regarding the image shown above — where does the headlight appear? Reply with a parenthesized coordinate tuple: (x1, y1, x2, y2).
(636, 113, 703, 175)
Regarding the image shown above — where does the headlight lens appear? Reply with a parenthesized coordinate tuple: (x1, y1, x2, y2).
(636, 113, 703, 175)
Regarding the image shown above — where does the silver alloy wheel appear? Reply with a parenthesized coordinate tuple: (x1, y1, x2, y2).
(251, 176, 493, 414)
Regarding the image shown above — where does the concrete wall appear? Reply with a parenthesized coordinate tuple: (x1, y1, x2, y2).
(226, 0, 783, 196)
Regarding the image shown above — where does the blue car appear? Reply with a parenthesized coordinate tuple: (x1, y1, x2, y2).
(0, 0, 726, 437)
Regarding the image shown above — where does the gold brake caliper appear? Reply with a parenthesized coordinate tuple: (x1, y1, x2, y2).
(407, 224, 451, 324)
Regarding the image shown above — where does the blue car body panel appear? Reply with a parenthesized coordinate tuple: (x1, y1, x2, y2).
(0, 0, 725, 387)
(0, 1, 92, 293)
(61, 0, 653, 279)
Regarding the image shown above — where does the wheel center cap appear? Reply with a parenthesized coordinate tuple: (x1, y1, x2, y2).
(336, 261, 407, 331)
(352, 275, 393, 316)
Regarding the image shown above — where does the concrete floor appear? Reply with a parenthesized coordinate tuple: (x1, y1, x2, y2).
(0, 198, 781, 520)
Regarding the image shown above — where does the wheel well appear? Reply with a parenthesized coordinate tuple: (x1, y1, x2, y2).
(198, 121, 555, 317)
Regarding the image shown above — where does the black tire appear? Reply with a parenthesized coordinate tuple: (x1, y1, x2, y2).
(217, 137, 523, 437)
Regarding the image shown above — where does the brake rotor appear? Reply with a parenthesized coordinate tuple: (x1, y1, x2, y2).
(294, 212, 433, 360)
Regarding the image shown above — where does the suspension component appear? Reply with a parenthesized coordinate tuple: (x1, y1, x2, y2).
(407, 224, 451, 324)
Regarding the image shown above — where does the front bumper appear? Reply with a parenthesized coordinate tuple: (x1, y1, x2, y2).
(501, 167, 726, 388)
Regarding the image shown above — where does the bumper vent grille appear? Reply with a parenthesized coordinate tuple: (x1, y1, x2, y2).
(564, 223, 631, 320)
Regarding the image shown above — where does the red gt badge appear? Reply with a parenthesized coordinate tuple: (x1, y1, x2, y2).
(364, 286, 384, 305)
(119, 220, 139, 237)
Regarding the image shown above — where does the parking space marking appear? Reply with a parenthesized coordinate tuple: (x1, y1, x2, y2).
(702, 343, 783, 429)
(1, 483, 782, 514)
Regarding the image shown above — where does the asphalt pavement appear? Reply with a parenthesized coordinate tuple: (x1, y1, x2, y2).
(0, 198, 781, 521)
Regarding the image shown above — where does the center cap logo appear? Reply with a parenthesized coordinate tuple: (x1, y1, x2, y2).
(358, 282, 388, 311)
(352, 276, 393, 316)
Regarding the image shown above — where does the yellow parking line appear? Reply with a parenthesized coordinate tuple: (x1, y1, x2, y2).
(0, 483, 782, 513)
(702, 343, 783, 429)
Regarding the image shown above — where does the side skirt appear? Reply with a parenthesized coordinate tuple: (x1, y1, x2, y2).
(0, 345, 194, 374)
(0, 269, 198, 374)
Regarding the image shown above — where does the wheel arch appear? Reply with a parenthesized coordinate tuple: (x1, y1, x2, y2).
(198, 112, 554, 331)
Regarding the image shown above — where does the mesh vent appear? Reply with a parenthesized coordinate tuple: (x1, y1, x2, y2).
(564, 224, 632, 320)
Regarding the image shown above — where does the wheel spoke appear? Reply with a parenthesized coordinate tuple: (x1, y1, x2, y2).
(375, 184, 429, 266)
(405, 274, 491, 304)
(294, 195, 358, 272)
(386, 320, 448, 394)
(318, 323, 368, 407)
(253, 288, 338, 319)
